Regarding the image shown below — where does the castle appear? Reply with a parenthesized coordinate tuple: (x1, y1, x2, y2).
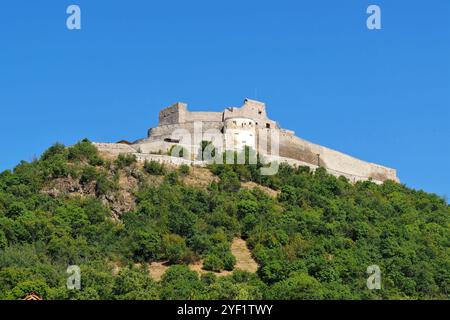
(94, 99, 399, 184)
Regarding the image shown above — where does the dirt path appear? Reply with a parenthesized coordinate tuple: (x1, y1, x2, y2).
(241, 181, 280, 198)
(148, 261, 171, 281)
(230, 238, 258, 273)
(148, 238, 258, 281)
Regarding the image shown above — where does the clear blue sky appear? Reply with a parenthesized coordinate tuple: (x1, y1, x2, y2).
(0, 1, 449, 199)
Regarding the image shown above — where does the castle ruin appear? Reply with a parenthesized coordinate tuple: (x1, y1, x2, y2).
(94, 98, 399, 184)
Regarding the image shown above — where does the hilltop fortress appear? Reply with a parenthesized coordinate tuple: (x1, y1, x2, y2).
(94, 99, 399, 184)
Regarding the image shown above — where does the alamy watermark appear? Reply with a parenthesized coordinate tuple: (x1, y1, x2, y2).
(165, 120, 280, 176)
(367, 5, 382, 30)
(366, 265, 381, 290)
(66, 265, 81, 290)
(66, 5, 81, 30)
(66, 5, 381, 31)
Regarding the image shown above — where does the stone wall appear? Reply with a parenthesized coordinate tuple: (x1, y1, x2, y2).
(95, 98, 399, 184)
(277, 134, 398, 182)
(158, 99, 278, 130)
(145, 122, 224, 142)
(223, 99, 279, 129)
(93, 142, 138, 155)
(224, 118, 256, 150)
(158, 102, 187, 126)
(92, 143, 390, 184)
(185, 111, 223, 123)
(158, 102, 222, 126)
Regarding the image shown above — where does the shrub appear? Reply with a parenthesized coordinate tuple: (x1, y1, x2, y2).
(113, 269, 159, 300)
(130, 229, 162, 261)
(115, 154, 137, 169)
(41, 155, 70, 179)
(237, 199, 259, 219)
(0, 230, 7, 250)
(144, 160, 166, 175)
(268, 272, 325, 300)
(79, 166, 117, 196)
(222, 252, 236, 271)
(179, 165, 190, 176)
(164, 172, 179, 185)
(80, 166, 98, 185)
(203, 254, 224, 272)
(41, 143, 67, 161)
(219, 171, 241, 192)
(95, 174, 118, 196)
(68, 139, 103, 166)
(160, 265, 204, 300)
(162, 234, 188, 264)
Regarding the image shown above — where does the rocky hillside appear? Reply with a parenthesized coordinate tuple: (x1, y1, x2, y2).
(0, 139, 448, 300)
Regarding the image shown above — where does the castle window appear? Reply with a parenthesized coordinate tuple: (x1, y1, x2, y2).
(266, 123, 271, 129)
(258, 110, 262, 115)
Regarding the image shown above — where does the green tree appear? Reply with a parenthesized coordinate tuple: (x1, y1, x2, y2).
(113, 269, 159, 300)
(203, 254, 224, 272)
(160, 265, 205, 300)
(162, 234, 188, 264)
(268, 272, 325, 300)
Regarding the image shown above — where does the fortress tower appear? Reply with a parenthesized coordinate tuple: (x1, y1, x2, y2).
(224, 117, 256, 151)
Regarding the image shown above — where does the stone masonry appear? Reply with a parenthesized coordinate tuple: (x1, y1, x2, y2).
(94, 98, 399, 184)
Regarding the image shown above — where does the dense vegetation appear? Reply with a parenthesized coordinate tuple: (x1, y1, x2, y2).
(0, 140, 448, 300)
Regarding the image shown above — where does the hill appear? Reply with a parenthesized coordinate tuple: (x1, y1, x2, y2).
(0, 139, 448, 300)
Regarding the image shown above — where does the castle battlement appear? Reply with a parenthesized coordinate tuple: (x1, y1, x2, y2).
(94, 99, 399, 184)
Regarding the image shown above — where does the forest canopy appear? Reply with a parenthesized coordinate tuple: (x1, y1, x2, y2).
(0, 140, 448, 300)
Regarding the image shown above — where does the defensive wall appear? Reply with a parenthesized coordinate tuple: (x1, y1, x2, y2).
(93, 142, 389, 185)
(93, 98, 399, 184)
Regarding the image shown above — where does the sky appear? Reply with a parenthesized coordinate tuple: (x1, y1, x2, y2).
(0, 1, 449, 199)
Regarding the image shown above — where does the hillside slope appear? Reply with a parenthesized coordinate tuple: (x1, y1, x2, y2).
(0, 139, 448, 300)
